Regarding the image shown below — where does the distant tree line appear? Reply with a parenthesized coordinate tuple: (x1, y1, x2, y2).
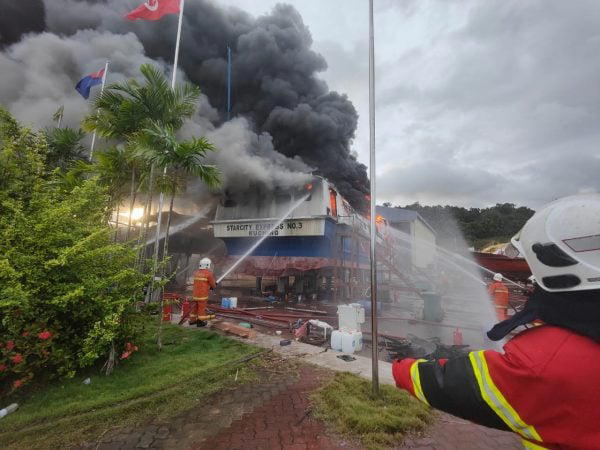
(384, 202, 535, 250)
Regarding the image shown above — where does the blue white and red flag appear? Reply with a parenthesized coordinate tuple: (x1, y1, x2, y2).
(75, 68, 105, 99)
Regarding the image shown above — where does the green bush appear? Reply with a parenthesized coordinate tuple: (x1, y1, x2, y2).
(0, 109, 148, 394)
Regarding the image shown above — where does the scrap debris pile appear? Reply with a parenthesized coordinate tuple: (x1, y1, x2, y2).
(382, 334, 470, 361)
(210, 303, 340, 347)
(163, 292, 479, 362)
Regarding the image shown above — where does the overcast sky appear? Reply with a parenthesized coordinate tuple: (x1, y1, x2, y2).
(218, 0, 600, 208)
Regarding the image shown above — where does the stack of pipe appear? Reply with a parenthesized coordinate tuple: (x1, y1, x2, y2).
(208, 306, 338, 330)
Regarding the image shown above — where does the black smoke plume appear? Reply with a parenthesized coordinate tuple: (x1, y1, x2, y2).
(1, 0, 369, 211)
(0, 0, 45, 47)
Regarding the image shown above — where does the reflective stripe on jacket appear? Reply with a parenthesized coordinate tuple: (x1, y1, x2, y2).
(392, 325, 600, 449)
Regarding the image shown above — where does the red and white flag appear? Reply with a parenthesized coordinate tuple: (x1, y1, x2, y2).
(125, 0, 181, 21)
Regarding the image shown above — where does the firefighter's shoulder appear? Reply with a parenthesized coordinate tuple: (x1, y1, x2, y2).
(487, 324, 600, 376)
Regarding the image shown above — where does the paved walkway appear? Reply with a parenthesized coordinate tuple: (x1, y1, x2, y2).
(404, 413, 523, 449)
(192, 366, 357, 450)
(86, 327, 523, 449)
(86, 356, 356, 450)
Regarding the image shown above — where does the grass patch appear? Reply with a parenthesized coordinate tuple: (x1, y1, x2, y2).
(311, 372, 432, 450)
(0, 322, 259, 449)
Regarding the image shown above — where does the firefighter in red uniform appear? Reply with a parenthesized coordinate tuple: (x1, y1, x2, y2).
(191, 257, 216, 327)
(489, 272, 510, 320)
(393, 194, 600, 449)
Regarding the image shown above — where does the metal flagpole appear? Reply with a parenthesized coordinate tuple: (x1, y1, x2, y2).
(150, 0, 186, 297)
(89, 60, 110, 161)
(227, 45, 232, 120)
(368, 0, 380, 394)
(170, 0, 185, 89)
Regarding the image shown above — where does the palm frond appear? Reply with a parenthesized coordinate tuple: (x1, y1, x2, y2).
(44, 127, 87, 171)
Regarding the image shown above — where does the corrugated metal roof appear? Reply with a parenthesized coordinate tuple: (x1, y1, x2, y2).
(376, 206, 437, 235)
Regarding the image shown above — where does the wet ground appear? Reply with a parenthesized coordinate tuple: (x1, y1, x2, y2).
(84, 346, 521, 450)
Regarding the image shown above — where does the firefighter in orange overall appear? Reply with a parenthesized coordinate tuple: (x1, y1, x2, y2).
(392, 194, 600, 449)
(191, 257, 216, 327)
(488, 272, 509, 320)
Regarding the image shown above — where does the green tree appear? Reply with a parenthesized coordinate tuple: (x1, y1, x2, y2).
(0, 108, 45, 210)
(44, 127, 86, 172)
(398, 201, 534, 249)
(134, 121, 220, 347)
(0, 109, 148, 392)
(135, 121, 220, 258)
(95, 146, 132, 239)
(83, 64, 200, 139)
(83, 64, 202, 249)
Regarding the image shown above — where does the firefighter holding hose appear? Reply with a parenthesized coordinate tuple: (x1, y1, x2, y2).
(489, 272, 509, 321)
(190, 257, 216, 327)
(392, 194, 600, 449)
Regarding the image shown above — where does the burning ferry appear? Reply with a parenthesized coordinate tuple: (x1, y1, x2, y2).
(212, 176, 437, 302)
(212, 176, 369, 301)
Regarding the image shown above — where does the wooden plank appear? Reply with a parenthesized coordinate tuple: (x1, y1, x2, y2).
(211, 320, 257, 339)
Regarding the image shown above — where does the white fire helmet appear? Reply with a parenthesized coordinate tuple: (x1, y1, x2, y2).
(199, 257, 212, 270)
(511, 194, 600, 293)
(493, 273, 503, 282)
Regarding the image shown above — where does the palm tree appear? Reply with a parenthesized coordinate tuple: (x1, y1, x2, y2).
(51, 159, 93, 194)
(135, 121, 220, 263)
(44, 127, 86, 172)
(94, 146, 132, 239)
(135, 122, 220, 349)
(52, 105, 64, 129)
(123, 147, 148, 241)
(83, 64, 200, 139)
(83, 63, 202, 251)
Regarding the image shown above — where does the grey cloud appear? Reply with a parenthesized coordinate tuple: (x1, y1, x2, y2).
(378, 159, 505, 207)
(377, 0, 600, 207)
